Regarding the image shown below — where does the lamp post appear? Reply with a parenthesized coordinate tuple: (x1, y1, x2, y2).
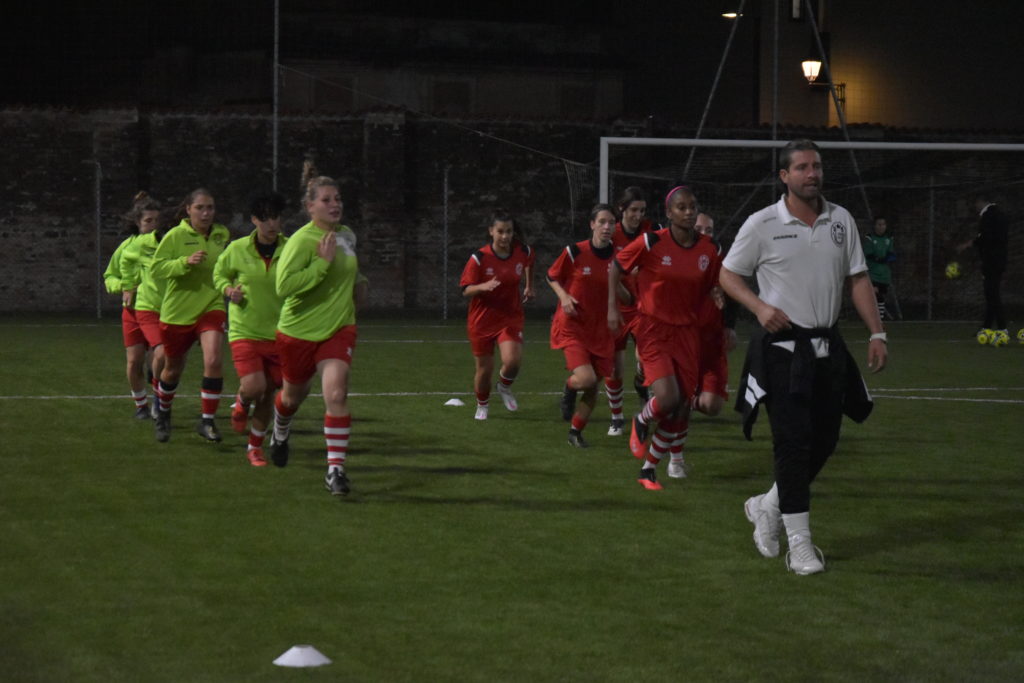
(801, 57, 845, 113)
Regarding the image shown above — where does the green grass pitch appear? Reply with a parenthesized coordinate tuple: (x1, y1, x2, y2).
(1, 315, 1022, 681)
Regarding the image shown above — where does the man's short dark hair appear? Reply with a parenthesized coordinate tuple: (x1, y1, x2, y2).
(249, 191, 287, 221)
(779, 139, 821, 170)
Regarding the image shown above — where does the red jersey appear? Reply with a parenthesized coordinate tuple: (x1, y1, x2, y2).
(547, 239, 615, 356)
(615, 228, 721, 327)
(460, 242, 535, 337)
(611, 219, 654, 315)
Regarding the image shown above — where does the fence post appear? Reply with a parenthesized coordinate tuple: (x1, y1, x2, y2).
(442, 165, 450, 321)
(927, 176, 934, 321)
(94, 159, 103, 320)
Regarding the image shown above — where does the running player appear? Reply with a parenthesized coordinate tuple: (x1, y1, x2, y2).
(123, 197, 168, 414)
(150, 188, 231, 443)
(548, 204, 619, 448)
(667, 212, 738, 479)
(604, 187, 655, 435)
(103, 193, 162, 419)
(459, 210, 536, 420)
(269, 162, 367, 497)
(213, 191, 288, 467)
(608, 186, 722, 490)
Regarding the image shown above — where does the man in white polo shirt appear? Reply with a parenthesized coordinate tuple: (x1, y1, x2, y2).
(720, 139, 888, 575)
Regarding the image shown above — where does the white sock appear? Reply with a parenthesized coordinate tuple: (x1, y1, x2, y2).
(782, 511, 811, 542)
(763, 483, 780, 512)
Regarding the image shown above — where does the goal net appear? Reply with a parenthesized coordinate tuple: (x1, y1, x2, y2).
(599, 137, 1024, 323)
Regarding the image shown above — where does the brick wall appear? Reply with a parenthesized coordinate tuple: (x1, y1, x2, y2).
(1, 107, 1021, 321)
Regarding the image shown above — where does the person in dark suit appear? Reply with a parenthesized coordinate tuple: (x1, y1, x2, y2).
(958, 194, 1010, 335)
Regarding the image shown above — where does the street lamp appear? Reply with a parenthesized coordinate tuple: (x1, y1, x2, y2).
(800, 58, 844, 112)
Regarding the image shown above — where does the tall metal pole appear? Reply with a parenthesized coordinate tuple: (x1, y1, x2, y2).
(442, 166, 450, 321)
(927, 177, 935, 321)
(94, 159, 103, 320)
(771, 0, 779, 178)
(272, 0, 280, 191)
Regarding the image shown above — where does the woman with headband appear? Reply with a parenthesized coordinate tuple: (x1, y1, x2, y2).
(608, 185, 722, 490)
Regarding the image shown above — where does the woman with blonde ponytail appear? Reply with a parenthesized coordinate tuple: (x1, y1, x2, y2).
(268, 161, 367, 497)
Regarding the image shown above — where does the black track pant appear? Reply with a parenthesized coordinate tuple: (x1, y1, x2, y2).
(764, 345, 844, 514)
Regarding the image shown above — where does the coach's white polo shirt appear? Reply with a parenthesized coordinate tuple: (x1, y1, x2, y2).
(723, 194, 867, 355)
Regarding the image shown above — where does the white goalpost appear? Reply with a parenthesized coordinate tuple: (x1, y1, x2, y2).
(598, 137, 1024, 322)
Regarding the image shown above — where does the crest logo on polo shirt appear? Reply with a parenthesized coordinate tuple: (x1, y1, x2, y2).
(485, 267, 494, 276)
(830, 222, 846, 246)
(661, 255, 672, 266)
(582, 266, 592, 275)
(515, 263, 524, 276)
(698, 254, 710, 271)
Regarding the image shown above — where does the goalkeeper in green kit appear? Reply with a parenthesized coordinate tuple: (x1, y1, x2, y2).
(862, 216, 896, 320)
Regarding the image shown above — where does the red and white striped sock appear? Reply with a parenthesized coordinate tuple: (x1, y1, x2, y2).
(639, 396, 664, 425)
(498, 371, 514, 387)
(644, 424, 674, 468)
(273, 391, 297, 442)
(200, 376, 223, 420)
(248, 427, 266, 453)
(156, 380, 177, 413)
(604, 378, 624, 421)
(324, 414, 351, 472)
(131, 388, 148, 409)
(570, 413, 588, 433)
(476, 391, 489, 409)
(669, 418, 689, 464)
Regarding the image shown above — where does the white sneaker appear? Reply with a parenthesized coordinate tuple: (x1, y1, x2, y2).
(744, 494, 782, 558)
(495, 382, 518, 411)
(785, 533, 825, 575)
(667, 459, 687, 479)
(607, 418, 624, 436)
(474, 404, 489, 420)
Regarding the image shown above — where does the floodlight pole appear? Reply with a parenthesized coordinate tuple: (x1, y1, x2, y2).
(442, 165, 450, 321)
(683, 0, 747, 180)
(93, 159, 103, 320)
(272, 0, 280, 192)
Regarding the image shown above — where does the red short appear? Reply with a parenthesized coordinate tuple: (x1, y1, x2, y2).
(135, 310, 164, 348)
(698, 332, 729, 399)
(469, 325, 523, 357)
(633, 314, 700, 397)
(277, 325, 358, 385)
(230, 339, 283, 388)
(160, 310, 227, 359)
(121, 307, 147, 348)
(613, 309, 639, 352)
(561, 342, 614, 379)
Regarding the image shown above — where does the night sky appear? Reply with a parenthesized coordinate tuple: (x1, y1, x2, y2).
(3, 1, 1023, 130)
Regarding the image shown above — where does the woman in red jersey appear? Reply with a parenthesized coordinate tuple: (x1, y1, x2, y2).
(604, 186, 655, 435)
(609, 186, 722, 490)
(548, 204, 620, 447)
(459, 210, 535, 420)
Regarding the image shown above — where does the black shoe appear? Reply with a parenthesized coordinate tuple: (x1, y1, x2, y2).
(195, 418, 222, 442)
(567, 430, 589, 448)
(637, 467, 663, 490)
(150, 400, 160, 421)
(633, 373, 649, 403)
(269, 434, 290, 467)
(154, 409, 171, 442)
(325, 469, 351, 496)
(560, 384, 578, 422)
(134, 403, 151, 420)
